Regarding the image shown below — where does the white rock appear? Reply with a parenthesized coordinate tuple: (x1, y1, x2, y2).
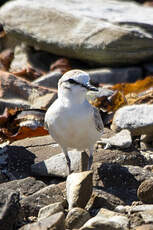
(31, 150, 89, 178)
(99, 129, 132, 149)
(66, 171, 93, 210)
(38, 202, 64, 220)
(111, 104, 153, 136)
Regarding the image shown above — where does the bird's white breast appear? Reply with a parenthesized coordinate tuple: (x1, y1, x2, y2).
(45, 99, 101, 150)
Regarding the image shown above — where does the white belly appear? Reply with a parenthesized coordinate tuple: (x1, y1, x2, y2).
(45, 101, 101, 150)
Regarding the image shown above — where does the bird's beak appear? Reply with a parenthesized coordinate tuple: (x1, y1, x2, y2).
(86, 83, 98, 91)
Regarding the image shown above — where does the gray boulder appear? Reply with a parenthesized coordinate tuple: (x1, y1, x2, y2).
(111, 104, 153, 136)
(1, 0, 153, 66)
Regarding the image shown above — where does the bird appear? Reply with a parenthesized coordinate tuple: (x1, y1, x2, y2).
(45, 69, 104, 174)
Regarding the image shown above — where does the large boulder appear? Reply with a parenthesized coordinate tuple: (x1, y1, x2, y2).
(1, 0, 153, 66)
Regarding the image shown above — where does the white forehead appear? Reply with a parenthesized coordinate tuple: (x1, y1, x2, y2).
(59, 69, 90, 85)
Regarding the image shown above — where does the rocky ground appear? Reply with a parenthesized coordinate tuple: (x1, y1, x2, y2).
(0, 0, 153, 230)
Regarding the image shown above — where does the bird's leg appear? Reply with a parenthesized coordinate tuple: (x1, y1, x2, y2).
(63, 148, 72, 174)
(88, 147, 94, 170)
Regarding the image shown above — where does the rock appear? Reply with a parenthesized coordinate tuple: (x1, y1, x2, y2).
(140, 134, 153, 150)
(19, 212, 65, 230)
(88, 67, 142, 85)
(99, 129, 132, 149)
(0, 98, 30, 114)
(30, 92, 57, 110)
(38, 202, 64, 220)
(0, 177, 46, 198)
(0, 190, 20, 230)
(66, 171, 93, 210)
(87, 189, 125, 213)
(9, 43, 28, 71)
(97, 163, 153, 189)
(33, 71, 62, 89)
(1, 1, 153, 66)
(115, 205, 130, 214)
(93, 163, 153, 204)
(80, 208, 129, 230)
(2, 145, 36, 180)
(137, 178, 153, 204)
(0, 70, 51, 101)
(20, 184, 65, 217)
(65, 207, 90, 229)
(135, 225, 153, 230)
(111, 104, 153, 136)
(31, 150, 89, 178)
(116, 204, 153, 213)
(140, 210, 153, 224)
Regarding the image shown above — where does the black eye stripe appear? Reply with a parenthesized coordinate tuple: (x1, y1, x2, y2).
(67, 79, 78, 84)
(66, 79, 87, 88)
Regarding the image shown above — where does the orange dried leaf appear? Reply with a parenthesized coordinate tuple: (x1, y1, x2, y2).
(111, 76, 153, 95)
(90, 90, 127, 113)
(9, 126, 48, 142)
(126, 88, 153, 105)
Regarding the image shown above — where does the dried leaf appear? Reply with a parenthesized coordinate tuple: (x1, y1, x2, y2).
(0, 108, 48, 143)
(111, 76, 153, 95)
(90, 90, 127, 112)
(126, 88, 153, 105)
(12, 65, 42, 81)
(50, 58, 72, 74)
(0, 24, 6, 38)
(9, 126, 48, 142)
(0, 49, 14, 70)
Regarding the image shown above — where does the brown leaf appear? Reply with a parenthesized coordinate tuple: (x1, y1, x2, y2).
(111, 76, 153, 95)
(0, 49, 14, 71)
(50, 58, 72, 74)
(90, 90, 127, 113)
(0, 24, 6, 38)
(126, 88, 153, 105)
(12, 65, 42, 81)
(0, 108, 48, 144)
(9, 126, 48, 142)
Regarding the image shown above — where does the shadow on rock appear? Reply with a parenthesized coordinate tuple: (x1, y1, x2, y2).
(6, 145, 36, 180)
(97, 163, 139, 204)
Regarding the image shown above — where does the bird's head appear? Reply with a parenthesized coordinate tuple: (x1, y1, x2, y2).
(58, 69, 98, 98)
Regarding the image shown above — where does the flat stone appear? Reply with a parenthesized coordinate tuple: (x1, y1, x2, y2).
(80, 208, 129, 230)
(99, 129, 132, 149)
(33, 71, 62, 89)
(0, 190, 20, 230)
(9, 43, 28, 71)
(135, 224, 153, 230)
(65, 207, 90, 229)
(130, 205, 153, 213)
(0, 98, 30, 114)
(1, 0, 153, 66)
(88, 67, 142, 85)
(38, 202, 64, 220)
(140, 210, 153, 223)
(87, 189, 125, 212)
(137, 178, 153, 204)
(20, 184, 65, 217)
(111, 104, 153, 136)
(115, 204, 153, 214)
(19, 212, 65, 230)
(66, 171, 93, 210)
(30, 92, 57, 110)
(0, 70, 51, 101)
(0, 177, 46, 198)
(31, 150, 89, 178)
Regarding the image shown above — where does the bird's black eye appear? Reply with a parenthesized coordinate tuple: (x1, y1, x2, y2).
(67, 79, 78, 84)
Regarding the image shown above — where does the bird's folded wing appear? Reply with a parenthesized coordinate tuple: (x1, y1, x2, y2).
(93, 107, 104, 133)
